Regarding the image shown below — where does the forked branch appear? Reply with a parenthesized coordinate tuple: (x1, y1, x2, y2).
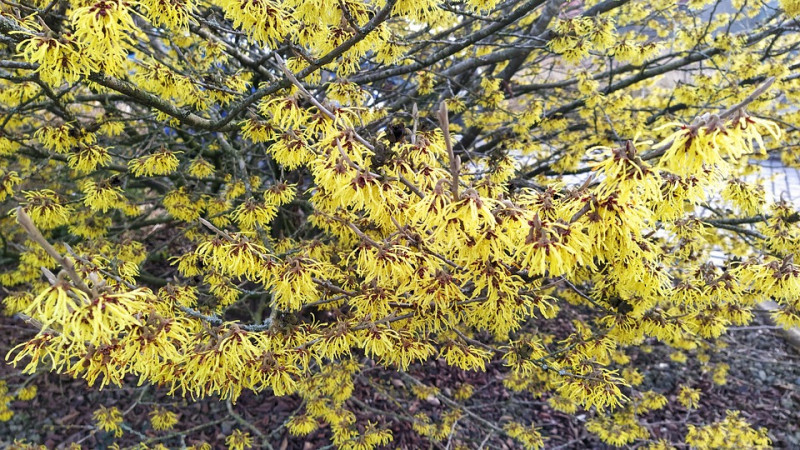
(15, 206, 93, 296)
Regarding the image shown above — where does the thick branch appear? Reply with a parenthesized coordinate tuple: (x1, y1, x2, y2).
(15, 207, 93, 296)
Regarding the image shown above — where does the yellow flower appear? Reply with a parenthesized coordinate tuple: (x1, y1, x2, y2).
(140, 0, 196, 30)
(713, 363, 730, 385)
(516, 214, 591, 277)
(453, 383, 474, 401)
(163, 187, 203, 222)
(722, 178, 765, 216)
(19, 189, 73, 230)
(215, 0, 291, 47)
(71, 0, 138, 76)
(34, 125, 91, 153)
(272, 257, 320, 311)
(622, 367, 644, 386)
(686, 411, 770, 449)
(17, 384, 38, 401)
(129, 149, 181, 177)
(189, 158, 215, 178)
(556, 368, 628, 412)
(241, 119, 278, 143)
(440, 342, 492, 371)
(287, 414, 318, 436)
(772, 303, 800, 329)
(3, 292, 33, 316)
(504, 421, 545, 450)
(264, 182, 296, 206)
(548, 395, 578, 414)
(677, 385, 701, 409)
(82, 179, 125, 213)
(259, 96, 307, 131)
(0, 171, 22, 202)
(225, 429, 253, 450)
(68, 144, 112, 174)
(188, 443, 212, 450)
(639, 392, 668, 414)
(149, 406, 179, 431)
(93, 406, 124, 437)
(16, 385, 36, 401)
(24, 282, 90, 329)
(230, 199, 278, 230)
(17, 35, 87, 86)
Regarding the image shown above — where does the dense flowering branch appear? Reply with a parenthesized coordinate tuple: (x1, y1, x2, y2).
(0, 0, 798, 448)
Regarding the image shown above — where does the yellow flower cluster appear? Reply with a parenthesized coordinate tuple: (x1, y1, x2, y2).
(71, 0, 138, 76)
(504, 421, 545, 450)
(129, 149, 181, 177)
(657, 114, 780, 177)
(677, 385, 701, 409)
(93, 405, 124, 437)
(82, 179, 125, 213)
(225, 429, 252, 450)
(19, 190, 72, 230)
(685, 411, 771, 449)
(140, 0, 196, 30)
(17, 35, 85, 86)
(587, 411, 649, 446)
(550, 17, 617, 62)
(149, 407, 179, 431)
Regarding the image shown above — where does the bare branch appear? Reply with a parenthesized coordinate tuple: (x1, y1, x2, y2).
(15, 207, 93, 296)
(438, 101, 460, 200)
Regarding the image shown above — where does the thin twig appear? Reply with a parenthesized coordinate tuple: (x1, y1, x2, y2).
(719, 76, 775, 120)
(226, 399, 272, 449)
